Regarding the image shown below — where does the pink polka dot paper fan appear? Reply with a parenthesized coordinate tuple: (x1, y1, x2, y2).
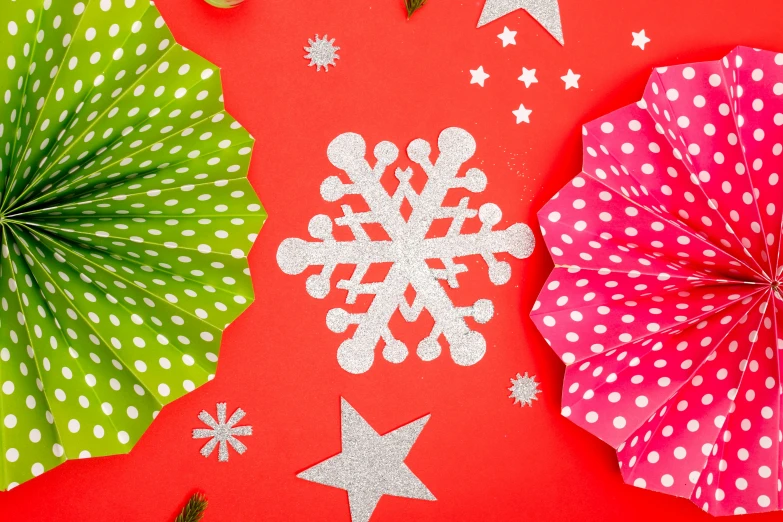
(532, 46, 783, 516)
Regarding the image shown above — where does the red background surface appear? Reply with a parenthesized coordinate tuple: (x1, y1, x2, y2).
(3, 0, 783, 520)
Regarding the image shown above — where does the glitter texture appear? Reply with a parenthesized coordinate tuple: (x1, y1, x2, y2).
(277, 127, 535, 374)
(192, 403, 253, 462)
(477, 0, 564, 45)
(508, 372, 542, 407)
(297, 398, 435, 522)
(304, 34, 340, 72)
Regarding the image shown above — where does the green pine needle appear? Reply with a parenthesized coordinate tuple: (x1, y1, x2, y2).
(175, 493, 208, 522)
(404, 0, 427, 19)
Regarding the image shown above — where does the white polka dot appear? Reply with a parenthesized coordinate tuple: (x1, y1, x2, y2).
(5, 448, 19, 462)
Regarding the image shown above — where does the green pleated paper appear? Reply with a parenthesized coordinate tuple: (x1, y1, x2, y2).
(0, 0, 265, 489)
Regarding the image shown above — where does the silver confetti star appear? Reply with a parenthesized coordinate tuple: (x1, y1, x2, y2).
(192, 403, 253, 462)
(298, 398, 436, 522)
(477, 0, 564, 45)
(508, 372, 542, 407)
(304, 34, 340, 72)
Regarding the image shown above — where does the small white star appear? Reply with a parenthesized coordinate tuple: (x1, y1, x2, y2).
(470, 66, 490, 87)
(512, 103, 532, 124)
(497, 26, 517, 47)
(561, 69, 581, 90)
(632, 29, 650, 51)
(517, 67, 538, 88)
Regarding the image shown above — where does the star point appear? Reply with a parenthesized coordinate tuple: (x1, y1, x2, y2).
(497, 26, 517, 47)
(561, 69, 580, 90)
(470, 66, 490, 87)
(512, 103, 532, 124)
(632, 29, 650, 50)
(298, 399, 435, 522)
(477, 0, 564, 45)
(517, 67, 538, 88)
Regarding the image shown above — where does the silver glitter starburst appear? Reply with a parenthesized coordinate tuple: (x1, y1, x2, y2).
(508, 372, 542, 407)
(277, 128, 535, 374)
(192, 403, 253, 462)
(304, 34, 340, 72)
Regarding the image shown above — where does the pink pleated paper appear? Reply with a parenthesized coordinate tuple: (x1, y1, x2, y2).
(532, 46, 783, 516)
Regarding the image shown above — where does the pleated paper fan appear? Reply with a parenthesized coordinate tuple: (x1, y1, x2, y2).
(0, 0, 265, 489)
(533, 46, 783, 515)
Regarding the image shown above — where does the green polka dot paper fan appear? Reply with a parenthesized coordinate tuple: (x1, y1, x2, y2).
(0, 0, 265, 489)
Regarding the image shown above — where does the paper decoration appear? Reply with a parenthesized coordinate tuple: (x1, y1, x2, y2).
(508, 372, 541, 407)
(561, 69, 581, 90)
(0, 0, 264, 489)
(631, 30, 651, 51)
(193, 403, 253, 462)
(277, 127, 534, 374)
(532, 46, 783, 516)
(304, 35, 340, 72)
(297, 398, 435, 522)
(477, 0, 564, 45)
(204, 0, 245, 8)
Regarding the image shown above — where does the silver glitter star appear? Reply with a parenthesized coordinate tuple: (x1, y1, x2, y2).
(192, 403, 253, 462)
(298, 398, 436, 522)
(304, 34, 340, 72)
(508, 372, 542, 407)
(477, 0, 564, 45)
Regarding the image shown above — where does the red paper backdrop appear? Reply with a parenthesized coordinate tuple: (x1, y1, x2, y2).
(2, 0, 783, 520)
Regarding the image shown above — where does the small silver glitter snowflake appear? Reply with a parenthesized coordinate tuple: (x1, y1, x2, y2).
(508, 373, 542, 407)
(304, 34, 340, 72)
(192, 403, 253, 462)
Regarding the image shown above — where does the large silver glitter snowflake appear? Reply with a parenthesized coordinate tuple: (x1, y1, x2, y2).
(508, 372, 542, 407)
(304, 34, 340, 72)
(277, 128, 534, 374)
(192, 403, 253, 462)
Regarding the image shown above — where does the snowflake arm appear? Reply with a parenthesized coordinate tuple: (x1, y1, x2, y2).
(422, 206, 534, 285)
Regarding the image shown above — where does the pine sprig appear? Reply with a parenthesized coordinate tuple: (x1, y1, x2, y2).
(175, 493, 208, 522)
(404, 0, 427, 19)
